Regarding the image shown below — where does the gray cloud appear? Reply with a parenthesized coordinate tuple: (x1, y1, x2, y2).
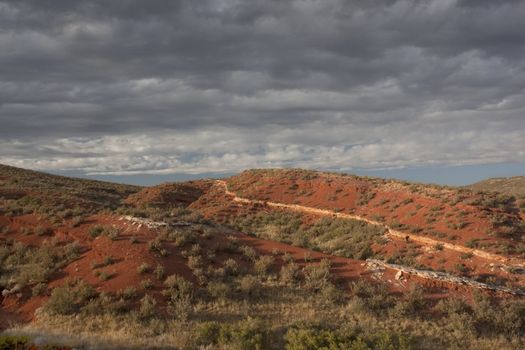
(1, 0, 525, 175)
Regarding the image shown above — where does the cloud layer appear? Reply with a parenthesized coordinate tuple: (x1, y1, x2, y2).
(1, 0, 525, 175)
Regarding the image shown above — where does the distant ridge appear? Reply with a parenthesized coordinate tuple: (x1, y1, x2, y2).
(467, 176, 525, 197)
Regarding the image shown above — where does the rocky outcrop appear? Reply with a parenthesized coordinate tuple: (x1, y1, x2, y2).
(365, 259, 525, 296)
(120, 215, 192, 229)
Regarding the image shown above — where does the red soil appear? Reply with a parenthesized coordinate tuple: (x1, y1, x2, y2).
(226, 169, 525, 258)
(1, 209, 471, 329)
(191, 178, 525, 290)
(0, 213, 196, 325)
(2, 168, 523, 332)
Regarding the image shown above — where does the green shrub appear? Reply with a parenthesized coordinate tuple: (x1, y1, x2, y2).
(218, 319, 270, 350)
(194, 322, 221, 346)
(88, 225, 104, 238)
(0, 335, 30, 350)
(435, 297, 470, 316)
(284, 325, 413, 350)
(284, 326, 351, 350)
(163, 274, 193, 301)
(139, 294, 157, 319)
(303, 259, 331, 291)
(394, 284, 426, 316)
(351, 280, 395, 313)
(44, 280, 96, 315)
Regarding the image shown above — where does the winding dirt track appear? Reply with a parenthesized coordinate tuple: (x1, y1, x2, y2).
(216, 180, 522, 266)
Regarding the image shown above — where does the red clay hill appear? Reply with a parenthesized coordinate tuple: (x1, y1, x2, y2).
(2, 164, 525, 340)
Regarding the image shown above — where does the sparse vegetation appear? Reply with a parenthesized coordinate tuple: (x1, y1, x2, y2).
(229, 211, 385, 260)
(3, 165, 525, 349)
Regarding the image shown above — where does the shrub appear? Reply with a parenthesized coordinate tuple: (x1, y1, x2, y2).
(164, 274, 193, 300)
(240, 245, 257, 262)
(319, 283, 345, 305)
(285, 324, 413, 350)
(32, 282, 47, 296)
(161, 274, 194, 320)
(207, 281, 231, 300)
(0, 336, 30, 350)
(465, 239, 479, 248)
(194, 322, 221, 346)
(35, 225, 52, 236)
(154, 264, 165, 280)
(455, 263, 468, 274)
(44, 280, 96, 315)
(460, 252, 474, 260)
(106, 227, 120, 240)
(303, 252, 313, 263)
(137, 262, 151, 274)
(20, 227, 32, 235)
(71, 215, 83, 227)
(435, 297, 470, 316)
(303, 260, 331, 291)
(254, 255, 274, 276)
(119, 286, 137, 300)
(280, 262, 301, 285)
(282, 252, 295, 264)
(141, 279, 153, 290)
(148, 238, 163, 252)
(187, 255, 203, 270)
(139, 294, 157, 319)
(284, 326, 350, 350)
(98, 271, 113, 281)
(88, 225, 104, 238)
(223, 258, 240, 276)
(103, 255, 115, 266)
(238, 275, 260, 297)
(394, 284, 426, 316)
(218, 319, 270, 350)
(351, 280, 395, 313)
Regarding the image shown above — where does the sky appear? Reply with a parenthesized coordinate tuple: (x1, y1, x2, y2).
(1, 0, 525, 186)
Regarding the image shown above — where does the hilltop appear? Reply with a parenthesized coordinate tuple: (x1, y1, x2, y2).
(467, 175, 525, 197)
(1, 164, 525, 349)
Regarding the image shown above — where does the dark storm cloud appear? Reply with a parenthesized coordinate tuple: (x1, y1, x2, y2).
(1, 0, 525, 174)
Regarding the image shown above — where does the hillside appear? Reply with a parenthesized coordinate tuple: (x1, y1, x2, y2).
(2, 165, 525, 349)
(467, 176, 525, 197)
